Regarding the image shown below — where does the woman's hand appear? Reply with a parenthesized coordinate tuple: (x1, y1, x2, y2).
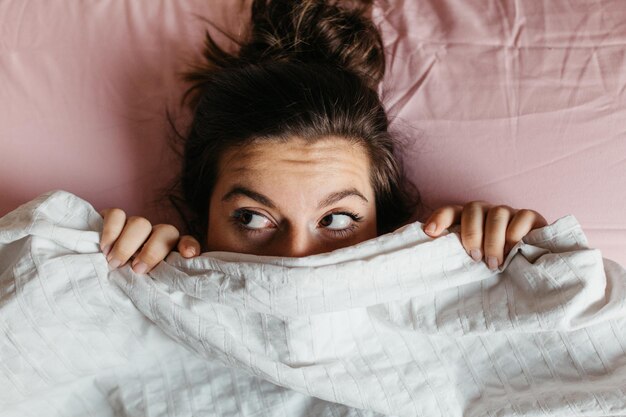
(422, 201, 547, 270)
(99, 208, 202, 274)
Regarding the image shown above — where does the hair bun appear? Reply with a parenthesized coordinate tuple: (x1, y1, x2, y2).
(187, 0, 385, 95)
(241, 0, 384, 88)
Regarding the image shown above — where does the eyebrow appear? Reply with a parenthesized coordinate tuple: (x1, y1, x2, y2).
(317, 188, 369, 208)
(222, 186, 277, 208)
(221, 185, 369, 209)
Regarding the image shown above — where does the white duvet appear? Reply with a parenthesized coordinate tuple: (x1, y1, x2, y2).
(1, 190, 625, 417)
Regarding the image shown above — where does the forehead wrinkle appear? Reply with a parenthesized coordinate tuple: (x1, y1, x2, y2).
(217, 138, 373, 195)
(224, 138, 366, 165)
(229, 156, 361, 175)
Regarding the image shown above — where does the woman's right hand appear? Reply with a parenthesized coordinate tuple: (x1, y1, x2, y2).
(99, 208, 202, 274)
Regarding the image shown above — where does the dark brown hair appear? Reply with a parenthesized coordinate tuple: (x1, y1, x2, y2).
(170, 0, 421, 248)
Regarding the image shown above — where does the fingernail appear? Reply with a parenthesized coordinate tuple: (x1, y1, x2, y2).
(187, 247, 197, 257)
(133, 262, 148, 274)
(487, 256, 499, 271)
(101, 245, 111, 257)
(470, 249, 482, 262)
(109, 259, 121, 269)
(425, 223, 436, 234)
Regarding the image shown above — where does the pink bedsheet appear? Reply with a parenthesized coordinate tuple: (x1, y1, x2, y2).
(1, 0, 624, 265)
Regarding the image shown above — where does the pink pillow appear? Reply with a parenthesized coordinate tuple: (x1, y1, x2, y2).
(1, 0, 624, 264)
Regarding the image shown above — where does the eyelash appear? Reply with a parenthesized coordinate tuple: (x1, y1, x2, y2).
(324, 211, 363, 238)
(230, 209, 270, 235)
(229, 209, 363, 237)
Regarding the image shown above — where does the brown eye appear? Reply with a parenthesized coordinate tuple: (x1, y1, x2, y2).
(240, 211, 253, 224)
(319, 213, 353, 230)
(320, 214, 332, 227)
(232, 209, 273, 229)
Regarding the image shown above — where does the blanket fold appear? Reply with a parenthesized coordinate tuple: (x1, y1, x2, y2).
(1, 190, 625, 417)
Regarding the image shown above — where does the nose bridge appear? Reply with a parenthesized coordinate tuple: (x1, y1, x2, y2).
(283, 226, 317, 257)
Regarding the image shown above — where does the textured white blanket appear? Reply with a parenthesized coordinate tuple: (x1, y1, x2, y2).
(1, 191, 625, 417)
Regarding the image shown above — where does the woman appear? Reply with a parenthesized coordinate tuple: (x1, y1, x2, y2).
(99, 0, 547, 274)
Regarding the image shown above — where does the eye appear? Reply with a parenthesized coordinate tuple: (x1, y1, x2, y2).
(319, 212, 361, 230)
(232, 209, 274, 230)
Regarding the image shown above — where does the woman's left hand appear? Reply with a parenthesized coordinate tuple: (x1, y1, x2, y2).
(422, 201, 548, 270)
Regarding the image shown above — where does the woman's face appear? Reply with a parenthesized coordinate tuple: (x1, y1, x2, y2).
(205, 137, 378, 257)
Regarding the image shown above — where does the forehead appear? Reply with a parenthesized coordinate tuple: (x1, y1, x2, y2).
(219, 137, 371, 182)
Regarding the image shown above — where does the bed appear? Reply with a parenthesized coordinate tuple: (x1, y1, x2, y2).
(1, 0, 624, 264)
(1, 1, 625, 416)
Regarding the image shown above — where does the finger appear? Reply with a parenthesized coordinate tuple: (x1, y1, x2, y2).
(460, 201, 491, 261)
(130, 224, 180, 274)
(178, 235, 202, 258)
(483, 205, 515, 270)
(423, 205, 463, 236)
(99, 208, 126, 257)
(106, 216, 152, 268)
(503, 209, 547, 255)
